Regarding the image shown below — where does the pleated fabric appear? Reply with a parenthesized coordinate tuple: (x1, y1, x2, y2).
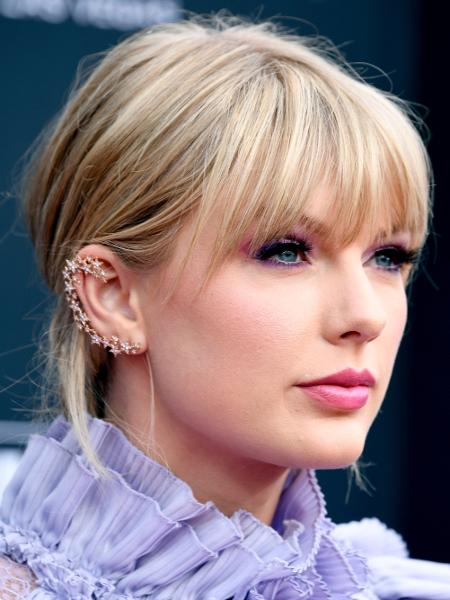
(0, 413, 383, 599)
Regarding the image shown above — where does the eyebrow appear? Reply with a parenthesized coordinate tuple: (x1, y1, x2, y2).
(296, 215, 332, 237)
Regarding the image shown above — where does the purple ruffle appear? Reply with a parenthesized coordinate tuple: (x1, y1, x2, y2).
(0, 414, 373, 599)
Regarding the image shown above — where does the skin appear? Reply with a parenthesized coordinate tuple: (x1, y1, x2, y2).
(75, 186, 413, 526)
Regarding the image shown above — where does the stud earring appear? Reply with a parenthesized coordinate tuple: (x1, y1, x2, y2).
(62, 254, 142, 356)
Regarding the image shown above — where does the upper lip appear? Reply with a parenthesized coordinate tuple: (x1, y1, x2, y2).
(296, 368, 376, 388)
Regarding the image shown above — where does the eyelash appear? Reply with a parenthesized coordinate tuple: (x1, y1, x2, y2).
(253, 235, 421, 273)
(254, 237, 313, 267)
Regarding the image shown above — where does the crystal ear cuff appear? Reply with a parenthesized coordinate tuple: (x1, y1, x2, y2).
(63, 255, 142, 356)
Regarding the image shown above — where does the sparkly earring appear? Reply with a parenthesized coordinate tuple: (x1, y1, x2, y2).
(63, 255, 142, 356)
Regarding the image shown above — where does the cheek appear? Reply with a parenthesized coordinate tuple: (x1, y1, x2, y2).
(369, 290, 408, 414)
(149, 270, 318, 430)
(386, 290, 408, 352)
(180, 272, 319, 382)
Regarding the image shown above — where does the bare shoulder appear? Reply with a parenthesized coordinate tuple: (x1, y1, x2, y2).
(0, 554, 38, 599)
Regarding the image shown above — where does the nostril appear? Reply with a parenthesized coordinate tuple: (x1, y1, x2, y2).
(340, 323, 385, 343)
(340, 331, 361, 339)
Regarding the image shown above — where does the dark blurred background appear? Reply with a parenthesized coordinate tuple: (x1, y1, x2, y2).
(1, 0, 448, 563)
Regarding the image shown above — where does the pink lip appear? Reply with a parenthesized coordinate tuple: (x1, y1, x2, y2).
(295, 368, 375, 411)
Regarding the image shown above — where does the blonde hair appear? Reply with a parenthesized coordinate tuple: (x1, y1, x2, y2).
(19, 12, 432, 477)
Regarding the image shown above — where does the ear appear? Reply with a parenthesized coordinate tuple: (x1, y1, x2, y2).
(70, 244, 148, 354)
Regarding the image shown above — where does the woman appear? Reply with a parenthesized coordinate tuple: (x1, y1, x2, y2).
(1, 12, 449, 599)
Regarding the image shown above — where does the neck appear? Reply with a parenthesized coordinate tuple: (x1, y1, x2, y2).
(104, 357, 290, 526)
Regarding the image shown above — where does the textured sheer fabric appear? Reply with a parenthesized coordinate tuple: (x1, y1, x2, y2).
(1, 413, 449, 598)
(0, 554, 37, 598)
(333, 519, 450, 599)
(0, 414, 375, 598)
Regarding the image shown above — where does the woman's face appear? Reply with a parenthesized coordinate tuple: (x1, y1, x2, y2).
(138, 187, 412, 470)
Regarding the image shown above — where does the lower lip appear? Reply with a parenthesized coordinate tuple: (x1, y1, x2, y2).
(296, 385, 369, 410)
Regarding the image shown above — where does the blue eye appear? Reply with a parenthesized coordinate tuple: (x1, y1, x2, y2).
(254, 237, 312, 268)
(372, 246, 421, 273)
(253, 238, 421, 273)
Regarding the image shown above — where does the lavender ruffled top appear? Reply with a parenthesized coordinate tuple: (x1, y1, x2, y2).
(0, 413, 448, 599)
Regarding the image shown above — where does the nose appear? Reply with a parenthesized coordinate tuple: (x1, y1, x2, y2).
(322, 259, 388, 345)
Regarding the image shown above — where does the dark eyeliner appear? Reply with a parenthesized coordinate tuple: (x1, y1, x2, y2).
(254, 236, 313, 267)
(372, 246, 422, 272)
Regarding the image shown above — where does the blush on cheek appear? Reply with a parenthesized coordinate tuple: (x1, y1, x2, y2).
(193, 281, 302, 360)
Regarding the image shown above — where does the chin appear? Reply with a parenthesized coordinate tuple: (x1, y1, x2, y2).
(247, 418, 370, 470)
(265, 441, 365, 472)
(286, 428, 368, 471)
(312, 436, 367, 470)
(311, 452, 362, 470)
